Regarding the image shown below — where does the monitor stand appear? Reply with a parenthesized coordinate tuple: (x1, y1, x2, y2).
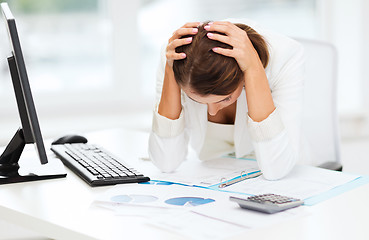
(0, 128, 67, 184)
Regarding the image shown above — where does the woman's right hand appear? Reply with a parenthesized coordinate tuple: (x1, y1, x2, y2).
(166, 22, 201, 68)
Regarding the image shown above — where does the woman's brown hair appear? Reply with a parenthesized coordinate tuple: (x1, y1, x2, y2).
(173, 22, 269, 96)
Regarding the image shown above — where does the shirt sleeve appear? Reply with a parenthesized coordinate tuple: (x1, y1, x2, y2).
(247, 108, 285, 142)
(149, 104, 189, 172)
(152, 104, 185, 138)
(148, 45, 189, 172)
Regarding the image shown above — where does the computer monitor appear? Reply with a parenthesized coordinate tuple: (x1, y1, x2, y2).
(0, 2, 66, 184)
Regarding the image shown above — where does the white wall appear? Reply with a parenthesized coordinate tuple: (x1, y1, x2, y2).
(317, 0, 369, 138)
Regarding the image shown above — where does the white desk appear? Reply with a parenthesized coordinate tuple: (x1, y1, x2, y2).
(0, 128, 368, 240)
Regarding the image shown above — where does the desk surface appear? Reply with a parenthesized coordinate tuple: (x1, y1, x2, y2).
(0, 128, 369, 240)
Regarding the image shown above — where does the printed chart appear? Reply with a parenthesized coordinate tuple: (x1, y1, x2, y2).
(111, 195, 158, 204)
(165, 197, 215, 206)
(96, 184, 221, 209)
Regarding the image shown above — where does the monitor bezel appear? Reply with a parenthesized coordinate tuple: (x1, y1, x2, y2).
(1, 2, 48, 164)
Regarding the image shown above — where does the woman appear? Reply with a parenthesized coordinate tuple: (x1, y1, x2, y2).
(148, 20, 307, 180)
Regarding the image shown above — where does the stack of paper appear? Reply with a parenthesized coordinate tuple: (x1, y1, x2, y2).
(93, 156, 369, 239)
(94, 183, 307, 240)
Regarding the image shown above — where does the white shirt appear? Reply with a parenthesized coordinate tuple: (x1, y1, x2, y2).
(199, 121, 235, 160)
(148, 19, 309, 180)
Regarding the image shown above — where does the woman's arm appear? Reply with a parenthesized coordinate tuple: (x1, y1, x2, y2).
(249, 43, 304, 180)
(158, 22, 200, 120)
(243, 60, 275, 122)
(158, 62, 182, 119)
(149, 22, 200, 172)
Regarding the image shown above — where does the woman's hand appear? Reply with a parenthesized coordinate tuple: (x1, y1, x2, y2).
(166, 22, 201, 68)
(204, 21, 261, 72)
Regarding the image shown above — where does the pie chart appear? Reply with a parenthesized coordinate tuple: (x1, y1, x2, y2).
(165, 197, 215, 206)
(110, 194, 158, 203)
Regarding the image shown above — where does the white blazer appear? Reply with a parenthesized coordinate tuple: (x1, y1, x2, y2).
(148, 19, 309, 180)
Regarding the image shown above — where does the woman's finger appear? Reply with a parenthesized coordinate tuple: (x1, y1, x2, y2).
(212, 47, 234, 57)
(166, 37, 192, 62)
(171, 22, 201, 39)
(166, 51, 186, 60)
(210, 21, 238, 30)
(207, 32, 232, 46)
(182, 22, 202, 28)
(168, 37, 193, 50)
(204, 21, 238, 36)
(211, 21, 234, 26)
(172, 27, 198, 40)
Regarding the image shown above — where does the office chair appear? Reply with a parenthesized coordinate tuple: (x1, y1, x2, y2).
(295, 38, 343, 171)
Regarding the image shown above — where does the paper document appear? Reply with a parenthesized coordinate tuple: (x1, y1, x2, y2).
(149, 157, 259, 187)
(94, 183, 250, 239)
(224, 165, 360, 200)
(94, 183, 306, 239)
(95, 183, 230, 209)
(149, 210, 247, 240)
(139, 152, 364, 205)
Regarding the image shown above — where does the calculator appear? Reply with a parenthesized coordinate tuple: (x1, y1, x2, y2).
(230, 193, 304, 214)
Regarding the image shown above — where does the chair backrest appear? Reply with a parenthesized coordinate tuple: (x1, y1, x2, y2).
(295, 38, 341, 166)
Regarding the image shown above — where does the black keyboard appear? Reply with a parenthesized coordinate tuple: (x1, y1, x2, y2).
(51, 143, 150, 186)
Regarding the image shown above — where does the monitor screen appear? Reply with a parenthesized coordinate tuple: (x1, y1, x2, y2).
(0, 2, 66, 184)
(1, 2, 48, 164)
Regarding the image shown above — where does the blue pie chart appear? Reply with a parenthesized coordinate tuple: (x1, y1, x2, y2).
(111, 194, 158, 203)
(165, 197, 215, 206)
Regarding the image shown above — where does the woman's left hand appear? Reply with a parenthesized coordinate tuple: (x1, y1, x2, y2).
(204, 21, 260, 72)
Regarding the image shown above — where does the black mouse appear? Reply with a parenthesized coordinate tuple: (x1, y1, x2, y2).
(51, 134, 88, 145)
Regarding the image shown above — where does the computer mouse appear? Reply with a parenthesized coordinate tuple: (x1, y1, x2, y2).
(51, 134, 88, 145)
